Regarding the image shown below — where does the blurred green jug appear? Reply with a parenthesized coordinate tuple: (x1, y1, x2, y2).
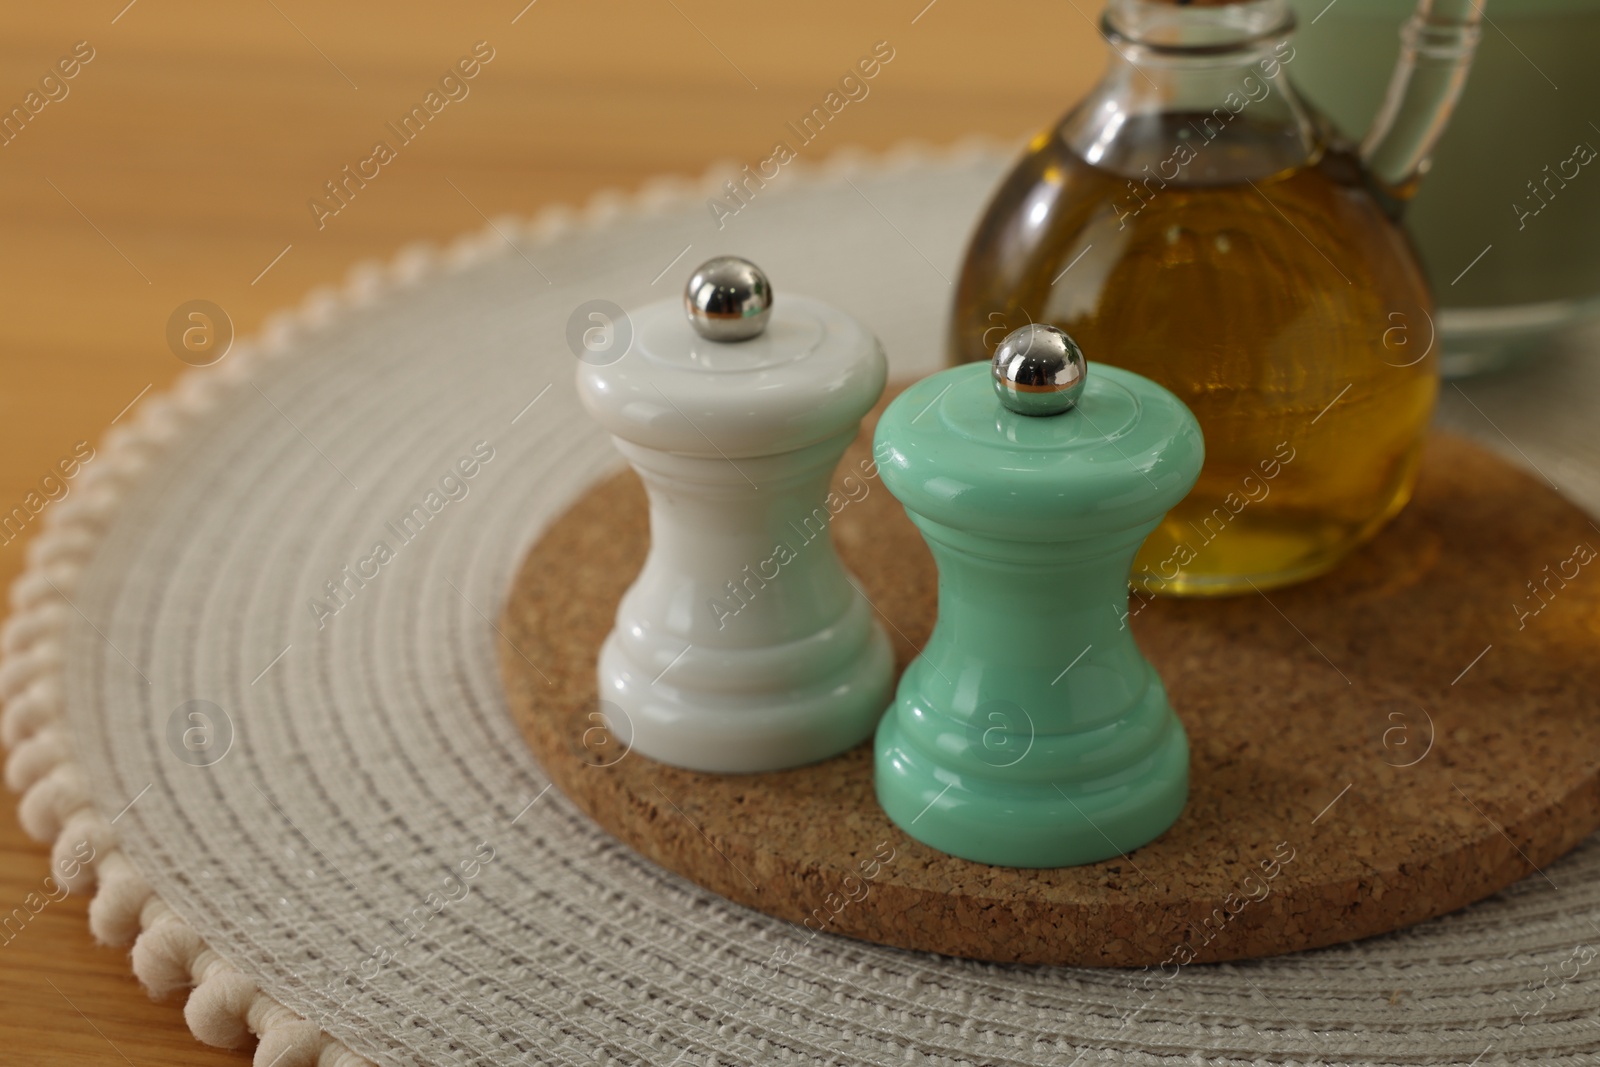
(1289, 0, 1600, 376)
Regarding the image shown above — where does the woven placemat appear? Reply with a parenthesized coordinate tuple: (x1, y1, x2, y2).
(4, 143, 1600, 1066)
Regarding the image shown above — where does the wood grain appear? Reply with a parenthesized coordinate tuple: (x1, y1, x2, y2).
(0, 0, 1106, 1060)
(503, 413, 1600, 967)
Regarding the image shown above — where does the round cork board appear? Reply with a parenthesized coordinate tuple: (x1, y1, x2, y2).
(499, 390, 1600, 967)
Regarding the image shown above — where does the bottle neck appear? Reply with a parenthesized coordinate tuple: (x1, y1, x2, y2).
(1104, 0, 1290, 50)
(1060, 0, 1320, 184)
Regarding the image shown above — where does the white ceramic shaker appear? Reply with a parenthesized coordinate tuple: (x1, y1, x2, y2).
(575, 257, 893, 773)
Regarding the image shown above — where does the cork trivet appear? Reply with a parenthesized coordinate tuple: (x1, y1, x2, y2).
(500, 391, 1600, 967)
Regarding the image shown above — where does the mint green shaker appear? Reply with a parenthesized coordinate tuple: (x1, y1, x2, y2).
(873, 326, 1203, 867)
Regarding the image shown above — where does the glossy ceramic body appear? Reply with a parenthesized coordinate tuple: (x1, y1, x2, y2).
(873, 362, 1204, 867)
(576, 294, 894, 773)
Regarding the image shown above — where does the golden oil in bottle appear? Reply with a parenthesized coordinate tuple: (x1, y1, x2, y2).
(952, 110, 1436, 596)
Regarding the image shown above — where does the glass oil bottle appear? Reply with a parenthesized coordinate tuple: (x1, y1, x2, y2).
(951, 0, 1482, 594)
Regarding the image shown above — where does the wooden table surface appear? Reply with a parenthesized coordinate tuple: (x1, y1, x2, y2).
(0, 2, 1102, 1062)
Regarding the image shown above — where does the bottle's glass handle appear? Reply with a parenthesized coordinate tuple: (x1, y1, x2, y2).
(1360, 0, 1485, 216)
